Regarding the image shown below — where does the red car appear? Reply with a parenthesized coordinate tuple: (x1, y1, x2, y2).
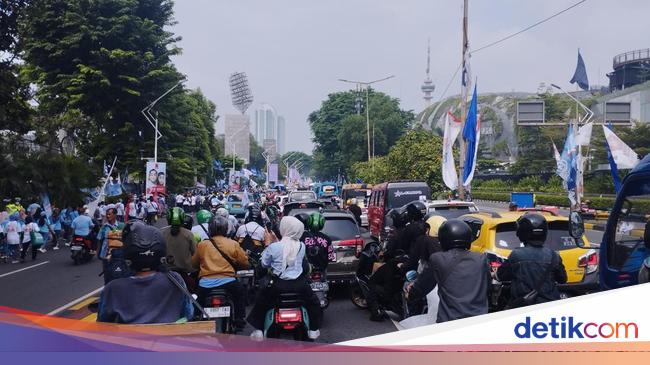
(367, 181, 431, 241)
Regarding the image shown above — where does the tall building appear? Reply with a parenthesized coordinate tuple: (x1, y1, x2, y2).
(224, 114, 250, 164)
(276, 116, 286, 155)
(421, 39, 435, 107)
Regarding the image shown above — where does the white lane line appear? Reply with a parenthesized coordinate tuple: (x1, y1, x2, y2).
(47, 286, 104, 316)
(0, 261, 50, 278)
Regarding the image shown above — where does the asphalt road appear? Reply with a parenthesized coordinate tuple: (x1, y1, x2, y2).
(0, 216, 397, 343)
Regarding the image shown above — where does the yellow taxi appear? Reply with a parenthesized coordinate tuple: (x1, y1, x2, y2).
(459, 210, 599, 294)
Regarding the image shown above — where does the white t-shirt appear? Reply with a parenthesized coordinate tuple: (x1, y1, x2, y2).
(191, 224, 209, 240)
(191, 196, 197, 206)
(128, 202, 137, 217)
(21, 222, 39, 243)
(4, 221, 21, 245)
(116, 203, 125, 216)
(146, 201, 158, 213)
(176, 194, 184, 204)
(235, 222, 265, 241)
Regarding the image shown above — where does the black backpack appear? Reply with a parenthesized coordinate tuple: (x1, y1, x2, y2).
(104, 248, 132, 282)
(239, 225, 262, 254)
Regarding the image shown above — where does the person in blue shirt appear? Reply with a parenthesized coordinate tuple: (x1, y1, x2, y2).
(36, 210, 53, 253)
(64, 207, 80, 245)
(246, 216, 322, 340)
(49, 208, 63, 250)
(72, 207, 95, 243)
(97, 208, 125, 285)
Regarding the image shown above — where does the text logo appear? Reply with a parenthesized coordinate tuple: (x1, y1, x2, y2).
(515, 316, 638, 339)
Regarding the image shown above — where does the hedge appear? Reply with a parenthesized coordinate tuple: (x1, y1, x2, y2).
(472, 191, 618, 210)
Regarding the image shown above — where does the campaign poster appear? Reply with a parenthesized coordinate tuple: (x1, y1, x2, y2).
(145, 162, 167, 197)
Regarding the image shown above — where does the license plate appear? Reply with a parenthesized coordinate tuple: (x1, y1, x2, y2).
(237, 270, 254, 277)
(233, 204, 241, 208)
(70, 246, 82, 251)
(205, 306, 231, 318)
(310, 281, 329, 291)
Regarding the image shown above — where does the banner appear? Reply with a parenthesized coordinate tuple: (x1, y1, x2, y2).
(39, 193, 52, 218)
(462, 85, 480, 187)
(557, 126, 578, 206)
(268, 163, 278, 184)
(602, 125, 640, 169)
(442, 111, 461, 190)
(145, 162, 167, 196)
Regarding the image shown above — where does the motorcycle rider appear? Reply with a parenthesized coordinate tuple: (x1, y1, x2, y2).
(97, 208, 125, 285)
(247, 216, 322, 340)
(215, 207, 237, 238)
(404, 215, 445, 273)
(161, 208, 197, 290)
(303, 212, 334, 271)
(72, 207, 95, 254)
(235, 205, 265, 254)
(495, 213, 567, 307)
(192, 216, 249, 330)
(385, 201, 427, 261)
(405, 219, 490, 323)
(192, 209, 213, 241)
(347, 198, 363, 227)
(97, 221, 194, 324)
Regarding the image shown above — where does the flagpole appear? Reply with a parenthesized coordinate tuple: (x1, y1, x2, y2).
(458, 0, 469, 200)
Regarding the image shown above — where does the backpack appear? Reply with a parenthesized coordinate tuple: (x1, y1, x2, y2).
(104, 248, 132, 282)
(30, 230, 45, 247)
(239, 225, 262, 256)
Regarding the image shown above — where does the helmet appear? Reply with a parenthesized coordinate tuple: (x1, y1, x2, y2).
(426, 215, 447, 238)
(386, 208, 405, 229)
(307, 212, 325, 232)
(182, 215, 194, 231)
(167, 207, 186, 227)
(196, 209, 213, 225)
(123, 222, 166, 272)
(405, 201, 427, 222)
(215, 207, 229, 218)
(245, 204, 262, 224)
(516, 213, 548, 246)
(438, 219, 473, 251)
(208, 216, 229, 237)
(294, 212, 311, 230)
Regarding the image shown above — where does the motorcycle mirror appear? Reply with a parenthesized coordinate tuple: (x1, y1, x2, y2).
(569, 210, 586, 248)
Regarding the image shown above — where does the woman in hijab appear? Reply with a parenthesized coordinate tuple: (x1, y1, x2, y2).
(246, 216, 323, 341)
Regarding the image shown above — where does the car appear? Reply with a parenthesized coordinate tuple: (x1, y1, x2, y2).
(283, 201, 324, 216)
(368, 181, 431, 241)
(276, 195, 289, 210)
(321, 210, 364, 284)
(288, 190, 317, 203)
(224, 192, 251, 218)
(425, 200, 479, 219)
(459, 210, 599, 297)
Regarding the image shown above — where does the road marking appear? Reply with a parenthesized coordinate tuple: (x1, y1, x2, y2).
(0, 261, 50, 278)
(69, 297, 98, 311)
(47, 286, 104, 316)
(389, 317, 403, 331)
(81, 313, 97, 322)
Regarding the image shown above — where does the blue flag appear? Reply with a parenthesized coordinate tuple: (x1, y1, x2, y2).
(604, 124, 622, 193)
(462, 85, 479, 186)
(570, 50, 589, 91)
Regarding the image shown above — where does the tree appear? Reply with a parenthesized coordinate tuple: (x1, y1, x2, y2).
(352, 129, 444, 192)
(248, 134, 266, 172)
(309, 88, 413, 179)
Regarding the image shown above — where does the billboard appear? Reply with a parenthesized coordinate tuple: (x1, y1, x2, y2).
(516, 100, 546, 125)
(268, 163, 278, 184)
(145, 162, 167, 196)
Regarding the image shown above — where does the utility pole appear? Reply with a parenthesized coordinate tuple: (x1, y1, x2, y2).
(457, 0, 469, 200)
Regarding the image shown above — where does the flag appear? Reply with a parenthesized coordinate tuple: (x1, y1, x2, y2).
(557, 126, 578, 205)
(569, 50, 589, 91)
(575, 122, 593, 146)
(103, 160, 109, 176)
(462, 85, 480, 187)
(604, 132, 622, 194)
(461, 48, 472, 104)
(552, 141, 561, 165)
(442, 111, 462, 190)
(123, 167, 129, 183)
(602, 124, 640, 169)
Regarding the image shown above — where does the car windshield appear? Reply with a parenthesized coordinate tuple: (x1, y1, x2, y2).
(323, 217, 359, 241)
(494, 221, 582, 251)
(291, 192, 316, 201)
(228, 194, 243, 202)
(387, 186, 431, 209)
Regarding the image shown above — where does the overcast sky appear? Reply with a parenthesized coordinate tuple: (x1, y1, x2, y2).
(171, 0, 649, 153)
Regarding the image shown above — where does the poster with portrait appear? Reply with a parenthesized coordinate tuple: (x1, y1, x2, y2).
(145, 162, 167, 197)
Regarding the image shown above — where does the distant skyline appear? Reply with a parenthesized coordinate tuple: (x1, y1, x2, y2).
(171, 0, 650, 153)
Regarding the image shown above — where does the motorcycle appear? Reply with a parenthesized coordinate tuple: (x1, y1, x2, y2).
(201, 288, 238, 334)
(309, 268, 329, 309)
(71, 235, 94, 265)
(263, 292, 311, 341)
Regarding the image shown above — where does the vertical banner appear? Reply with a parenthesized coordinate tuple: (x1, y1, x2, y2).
(268, 163, 278, 184)
(40, 193, 52, 218)
(442, 111, 461, 190)
(145, 162, 167, 197)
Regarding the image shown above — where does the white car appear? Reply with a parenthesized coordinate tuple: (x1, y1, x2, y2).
(425, 200, 479, 219)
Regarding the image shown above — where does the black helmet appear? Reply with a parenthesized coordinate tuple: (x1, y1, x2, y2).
(405, 201, 427, 222)
(182, 215, 194, 230)
(246, 204, 262, 224)
(123, 222, 166, 272)
(386, 208, 405, 229)
(438, 219, 473, 251)
(294, 212, 311, 230)
(208, 216, 230, 237)
(516, 213, 548, 246)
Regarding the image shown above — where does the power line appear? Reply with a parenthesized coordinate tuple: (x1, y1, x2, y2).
(472, 0, 587, 54)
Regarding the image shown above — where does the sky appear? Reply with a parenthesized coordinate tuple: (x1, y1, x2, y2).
(171, 0, 650, 153)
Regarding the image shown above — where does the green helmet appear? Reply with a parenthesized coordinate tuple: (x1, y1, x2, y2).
(308, 212, 325, 232)
(196, 209, 213, 225)
(168, 207, 186, 227)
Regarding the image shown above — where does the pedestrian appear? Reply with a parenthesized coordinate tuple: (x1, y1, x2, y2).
(36, 210, 53, 253)
(115, 199, 125, 222)
(347, 198, 362, 227)
(97, 208, 124, 285)
(49, 208, 63, 250)
(145, 197, 158, 225)
(20, 215, 41, 262)
(3, 213, 22, 263)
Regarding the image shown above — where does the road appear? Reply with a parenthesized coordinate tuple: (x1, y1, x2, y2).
(0, 217, 396, 343)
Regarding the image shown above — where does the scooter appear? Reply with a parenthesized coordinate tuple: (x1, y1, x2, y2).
(201, 288, 237, 334)
(263, 292, 311, 341)
(71, 235, 94, 265)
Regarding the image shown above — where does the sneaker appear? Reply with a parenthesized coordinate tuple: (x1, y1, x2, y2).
(65, 242, 70, 247)
(250, 330, 264, 341)
(53, 245, 60, 250)
(307, 330, 320, 340)
(11, 260, 19, 264)
(38, 248, 47, 253)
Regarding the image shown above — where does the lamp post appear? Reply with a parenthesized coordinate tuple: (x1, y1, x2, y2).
(338, 75, 395, 162)
(141, 80, 184, 164)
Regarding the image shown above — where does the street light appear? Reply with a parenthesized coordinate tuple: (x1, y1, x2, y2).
(338, 75, 395, 162)
(141, 80, 184, 164)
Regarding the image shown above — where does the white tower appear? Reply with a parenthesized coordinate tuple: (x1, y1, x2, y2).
(421, 39, 435, 107)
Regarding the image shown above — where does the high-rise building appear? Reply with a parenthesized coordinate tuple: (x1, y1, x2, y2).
(224, 114, 250, 164)
(277, 116, 286, 155)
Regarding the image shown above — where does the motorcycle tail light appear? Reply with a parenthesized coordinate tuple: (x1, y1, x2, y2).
(275, 308, 302, 323)
(311, 273, 321, 280)
(210, 297, 223, 307)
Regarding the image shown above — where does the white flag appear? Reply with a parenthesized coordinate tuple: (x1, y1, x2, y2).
(602, 125, 640, 169)
(552, 142, 561, 165)
(575, 122, 593, 146)
(442, 111, 462, 190)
